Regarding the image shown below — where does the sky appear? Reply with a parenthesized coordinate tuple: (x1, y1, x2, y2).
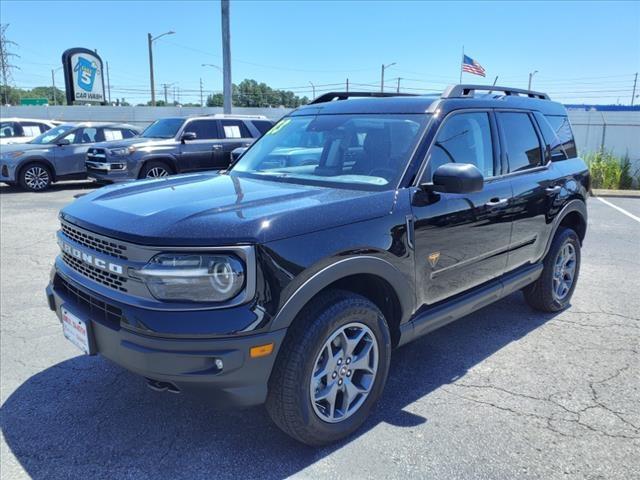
(1, 0, 639, 105)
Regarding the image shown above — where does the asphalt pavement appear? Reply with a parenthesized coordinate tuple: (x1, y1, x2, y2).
(1, 181, 638, 480)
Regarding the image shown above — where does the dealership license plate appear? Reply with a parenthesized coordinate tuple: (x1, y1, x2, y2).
(61, 307, 92, 355)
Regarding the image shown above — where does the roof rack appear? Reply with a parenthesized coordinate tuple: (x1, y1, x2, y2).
(201, 113, 268, 119)
(309, 91, 418, 105)
(442, 84, 550, 100)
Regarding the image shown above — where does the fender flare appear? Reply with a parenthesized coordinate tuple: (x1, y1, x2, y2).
(269, 255, 415, 331)
(139, 155, 178, 177)
(17, 157, 57, 181)
(541, 199, 587, 260)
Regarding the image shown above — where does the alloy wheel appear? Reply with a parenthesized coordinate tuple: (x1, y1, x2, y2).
(24, 166, 50, 190)
(552, 242, 576, 301)
(309, 322, 379, 423)
(146, 167, 169, 178)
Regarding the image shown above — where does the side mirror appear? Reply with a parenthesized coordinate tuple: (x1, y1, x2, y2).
(57, 138, 71, 146)
(181, 132, 197, 142)
(424, 163, 484, 194)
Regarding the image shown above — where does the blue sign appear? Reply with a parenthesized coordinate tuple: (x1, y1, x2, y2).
(74, 57, 98, 92)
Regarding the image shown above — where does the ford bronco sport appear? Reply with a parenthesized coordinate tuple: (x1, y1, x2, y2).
(47, 85, 589, 445)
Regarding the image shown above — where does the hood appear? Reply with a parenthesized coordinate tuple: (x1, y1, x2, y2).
(61, 172, 396, 246)
(91, 137, 173, 150)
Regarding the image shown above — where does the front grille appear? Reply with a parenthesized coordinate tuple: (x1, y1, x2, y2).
(62, 252, 128, 292)
(87, 148, 107, 162)
(61, 222, 128, 260)
(56, 275, 123, 327)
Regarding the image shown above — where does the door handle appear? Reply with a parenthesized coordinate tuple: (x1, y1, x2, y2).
(545, 185, 562, 194)
(212, 144, 223, 150)
(485, 197, 508, 207)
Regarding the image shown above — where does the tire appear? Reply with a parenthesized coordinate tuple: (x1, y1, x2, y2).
(266, 290, 392, 446)
(139, 161, 173, 179)
(523, 227, 581, 312)
(19, 162, 52, 192)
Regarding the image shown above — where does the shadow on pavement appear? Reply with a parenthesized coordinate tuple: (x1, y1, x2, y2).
(1, 293, 556, 479)
(0, 181, 97, 195)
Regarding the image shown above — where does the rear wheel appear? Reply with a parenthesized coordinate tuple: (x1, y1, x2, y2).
(139, 161, 172, 179)
(266, 290, 391, 446)
(523, 227, 581, 312)
(19, 163, 52, 191)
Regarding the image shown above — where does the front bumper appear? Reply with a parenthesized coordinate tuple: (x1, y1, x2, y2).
(86, 161, 135, 183)
(0, 162, 17, 183)
(46, 270, 286, 408)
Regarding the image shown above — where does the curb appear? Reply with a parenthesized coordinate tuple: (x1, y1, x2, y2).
(590, 189, 640, 199)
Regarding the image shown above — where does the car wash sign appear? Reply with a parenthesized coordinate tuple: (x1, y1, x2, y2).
(62, 48, 106, 104)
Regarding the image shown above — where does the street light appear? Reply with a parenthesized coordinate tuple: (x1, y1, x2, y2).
(528, 70, 538, 90)
(148, 30, 175, 106)
(381, 62, 396, 92)
(309, 81, 315, 99)
(202, 63, 222, 72)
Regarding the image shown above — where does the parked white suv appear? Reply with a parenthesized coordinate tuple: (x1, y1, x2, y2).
(0, 118, 59, 145)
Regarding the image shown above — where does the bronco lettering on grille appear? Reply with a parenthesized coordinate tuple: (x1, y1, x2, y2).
(61, 242, 124, 275)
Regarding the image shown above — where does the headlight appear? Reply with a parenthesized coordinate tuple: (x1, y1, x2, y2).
(109, 146, 136, 156)
(131, 253, 245, 302)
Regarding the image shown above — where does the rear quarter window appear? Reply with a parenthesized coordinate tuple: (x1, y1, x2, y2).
(251, 120, 274, 136)
(544, 115, 577, 160)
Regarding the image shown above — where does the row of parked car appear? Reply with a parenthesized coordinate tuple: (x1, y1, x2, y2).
(0, 115, 275, 191)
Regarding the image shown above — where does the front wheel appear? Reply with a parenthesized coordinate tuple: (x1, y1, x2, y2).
(139, 161, 172, 179)
(19, 163, 52, 191)
(523, 227, 581, 312)
(266, 290, 391, 446)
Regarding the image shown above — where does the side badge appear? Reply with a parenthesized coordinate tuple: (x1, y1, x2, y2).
(428, 252, 440, 268)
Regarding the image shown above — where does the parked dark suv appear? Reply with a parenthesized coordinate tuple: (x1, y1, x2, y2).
(85, 114, 274, 181)
(47, 86, 588, 445)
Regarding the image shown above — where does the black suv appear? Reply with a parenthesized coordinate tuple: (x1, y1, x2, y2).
(85, 114, 273, 181)
(47, 85, 589, 446)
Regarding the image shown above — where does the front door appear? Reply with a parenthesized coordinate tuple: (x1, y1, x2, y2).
(179, 119, 219, 171)
(411, 110, 513, 306)
(53, 127, 104, 176)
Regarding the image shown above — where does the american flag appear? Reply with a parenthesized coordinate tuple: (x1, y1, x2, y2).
(462, 55, 486, 77)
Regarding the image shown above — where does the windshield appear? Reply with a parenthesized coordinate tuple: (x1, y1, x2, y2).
(141, 118, 185, 139)
(231, 114, 428, 190)
(29, 125, 74, 144)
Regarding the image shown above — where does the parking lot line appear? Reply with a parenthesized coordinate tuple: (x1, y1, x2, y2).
(596, 196, 640, 223)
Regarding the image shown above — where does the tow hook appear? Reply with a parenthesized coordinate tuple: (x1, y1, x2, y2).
(146, 378, 180, 394)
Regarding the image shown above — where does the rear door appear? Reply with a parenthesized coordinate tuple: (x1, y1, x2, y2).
(53, 127, 104, 175)
(217, 120, 255, 168)
(496, 111, 558, 271)
(179, 119, 220, 171)
(411, 110, 513, 305)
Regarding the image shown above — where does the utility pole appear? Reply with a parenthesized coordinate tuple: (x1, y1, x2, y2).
(396, 77, 401, 93)
(106, 61, 111, 104)
(632, 72, 638, 106)
(200, 78, 204, 107)
(147, 30, 175, 106)
(221, 0, 232, 113)
(346, 78, 349, 92)
(528, 70, 538, 90)
(51, 69, 56, 105)
(381, 62, 396, 93)
(309, 81, 315, 99)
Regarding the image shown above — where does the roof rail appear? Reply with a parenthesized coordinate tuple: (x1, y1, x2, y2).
(442, 84, 550, 100)
(201, 113, 268, 119)
(309, 91, 418, 105)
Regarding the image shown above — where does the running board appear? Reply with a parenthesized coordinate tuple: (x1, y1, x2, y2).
(398, 263, 543, 346)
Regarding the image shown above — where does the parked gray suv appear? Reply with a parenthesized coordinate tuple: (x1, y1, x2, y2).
(86, 114, 274, 181)
(0, 122, 139, 191)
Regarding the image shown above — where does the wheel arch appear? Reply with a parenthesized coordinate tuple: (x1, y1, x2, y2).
(541, 199, 587, 260)
(269, 256, 414, 347)
(138, 156, 178, 178)
(17, 157, 57, 182)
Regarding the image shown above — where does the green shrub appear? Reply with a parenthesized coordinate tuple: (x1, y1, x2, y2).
(584, 150, 638, 190)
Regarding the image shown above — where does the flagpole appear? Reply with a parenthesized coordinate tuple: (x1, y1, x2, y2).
(460, 46, 464, 83)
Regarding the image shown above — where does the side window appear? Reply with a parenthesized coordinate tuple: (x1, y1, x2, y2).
(122, 129, 137, 139)
(21, 122, 44, 137)
(220, 120, 251, 139)
(185, 120, 219, 140)
(39, 123, 52, 133)
(0, 122, 18, 137)
(73, 127, 99, 144)
(424, 112, 494, 181)
(104, 129, 124, 141)
(545, 115, 577, 159)
(251, 120, 274, 136)
(498, 112, 543, 172)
